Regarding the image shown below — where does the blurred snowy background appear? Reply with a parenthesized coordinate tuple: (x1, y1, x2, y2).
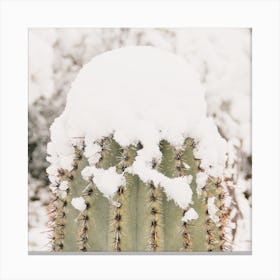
(28, 28, 251, 252)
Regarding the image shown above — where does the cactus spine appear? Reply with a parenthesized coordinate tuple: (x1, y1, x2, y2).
(49, 136, 231, 252)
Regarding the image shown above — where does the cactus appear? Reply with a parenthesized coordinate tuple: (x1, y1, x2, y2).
(47, 47, 233, 252)
(48, 136, 231, 252)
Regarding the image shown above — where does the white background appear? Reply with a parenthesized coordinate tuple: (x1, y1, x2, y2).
(0, 1, 279, 280)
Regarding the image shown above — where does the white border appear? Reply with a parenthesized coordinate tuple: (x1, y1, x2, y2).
(1, 1, 279, 279)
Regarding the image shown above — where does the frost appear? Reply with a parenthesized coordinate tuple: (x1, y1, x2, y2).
(207, 197, 220, 224)
(71, 197, 87, 211)
(182, 208, 199, 223)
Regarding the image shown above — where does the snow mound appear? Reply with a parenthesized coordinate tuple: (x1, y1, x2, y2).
(48, 46, 227, 208)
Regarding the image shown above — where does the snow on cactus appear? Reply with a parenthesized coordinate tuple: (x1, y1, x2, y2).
(47, 46, 233, 252)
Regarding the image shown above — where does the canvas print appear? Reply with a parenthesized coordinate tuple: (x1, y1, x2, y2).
(28, 28, 251, 253)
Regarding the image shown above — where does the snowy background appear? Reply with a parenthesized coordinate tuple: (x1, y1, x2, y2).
(28, 28, 251, 252)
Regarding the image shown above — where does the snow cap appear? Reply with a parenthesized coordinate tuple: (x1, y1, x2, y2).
(48, 46, 227, 208)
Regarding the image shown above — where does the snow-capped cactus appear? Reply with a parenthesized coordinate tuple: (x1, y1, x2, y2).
(47, 47, 233, 252)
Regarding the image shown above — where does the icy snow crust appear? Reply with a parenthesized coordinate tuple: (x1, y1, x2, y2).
(48, 47, 227, 209)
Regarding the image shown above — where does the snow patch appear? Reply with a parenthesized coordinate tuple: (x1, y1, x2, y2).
(182, 208, 199, 223)
(82, 165, 126, 198)
(85, 166, 126, 198)
(183, 163, 190, 170)
(59, 181, 69, 191)
(81, 166, 95, 181)
(71, 197, 87, 211)
(84, 139, 102, 165)
(207, 197, 220, 224)
(128, 158, 193, 208)
(112, 201, 122, 208)
(46, 164, 59, 177)
(162, 177, 193, 209)
(196, 172, 208, 195)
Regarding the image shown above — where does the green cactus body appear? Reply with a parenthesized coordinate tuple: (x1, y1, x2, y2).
(50, 137, 230, 252)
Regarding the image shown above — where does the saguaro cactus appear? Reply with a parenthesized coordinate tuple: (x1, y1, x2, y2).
(47, 47, 233, 252)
